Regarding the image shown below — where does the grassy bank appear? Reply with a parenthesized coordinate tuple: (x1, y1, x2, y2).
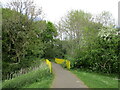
(23, 75, 53, 88)
(2, 62, 54, 88)
(71, 69, 118, 88)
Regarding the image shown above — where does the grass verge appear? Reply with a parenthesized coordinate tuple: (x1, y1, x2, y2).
(23, 75, 53, 88)
(2, 62, 54, 88)
(71, 69, 118, 88)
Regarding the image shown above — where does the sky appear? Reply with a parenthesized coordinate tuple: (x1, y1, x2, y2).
(1, 0, 119, 25)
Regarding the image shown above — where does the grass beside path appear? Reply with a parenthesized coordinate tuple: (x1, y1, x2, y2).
(23, 75, 53, 88)
(2, 62, 54, 88)
(71, 69, 118, 88)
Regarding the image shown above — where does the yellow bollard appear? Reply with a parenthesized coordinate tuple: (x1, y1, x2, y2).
(46, 59, 52, 73)
(66, 60, 70, 69)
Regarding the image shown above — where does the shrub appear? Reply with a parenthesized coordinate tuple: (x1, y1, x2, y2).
(2, 63, 51, 88)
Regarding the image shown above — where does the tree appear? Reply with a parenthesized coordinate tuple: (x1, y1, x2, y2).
(40, 21, 58, 58)
(41, 21, 57, 43)
(93, 11, 115, 27)
(7, 0, 42, 20)
(58, 10, 119, 73)
(57, 10, 101, 60)
(2, 7, 45, 80)
(3, 8, 28, 63)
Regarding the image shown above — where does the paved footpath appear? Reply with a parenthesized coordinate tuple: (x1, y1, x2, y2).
(51, 62, 88, 88)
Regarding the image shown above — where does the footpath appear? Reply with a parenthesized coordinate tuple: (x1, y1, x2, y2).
(51, 62, 88, 88)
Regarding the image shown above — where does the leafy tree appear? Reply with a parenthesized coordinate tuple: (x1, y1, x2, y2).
(40, 21, 58, 58)
(2, 8, 28, 63)
(57, 10, 101, 60)
(41, 21, 57, 43)
(2, 8, 45, 80)
(57, 10, 118, 74)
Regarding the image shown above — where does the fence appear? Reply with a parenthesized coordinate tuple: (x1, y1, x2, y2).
(55, 58, 70, 69)
(55, 58, 65, 64)
(2, 65, 42, 81)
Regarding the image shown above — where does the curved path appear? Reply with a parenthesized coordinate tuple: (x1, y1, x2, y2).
(51, 62, 88, 88)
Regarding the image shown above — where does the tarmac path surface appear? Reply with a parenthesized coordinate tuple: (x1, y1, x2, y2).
(51, 62, 88, 88)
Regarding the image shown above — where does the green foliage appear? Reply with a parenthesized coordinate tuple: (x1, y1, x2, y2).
(40, 21, 60, 59)
(41, 21, 57, 43)
(2, 63, 52, 88)
(58, 10, 118, 74)
(2, 8, 44, 62)
(53, 40, 67, 58)
(3, 8, 28, 62)
(58, 10, 101, 59)
(2, 58, 42, 80)
(73, 27, 119, 73)
(61, 61, 67, 68)
(2, 7, 58, 80)
(2, 5, 118, 85)
(45, 39, 66, 59)
(2, 8, 51, 80)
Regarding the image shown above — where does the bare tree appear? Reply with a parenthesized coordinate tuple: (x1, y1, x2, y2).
(7, 0, 43, 20)
(93, 11, 115, 26)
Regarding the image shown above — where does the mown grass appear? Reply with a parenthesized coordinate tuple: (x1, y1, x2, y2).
(23, 75, 53, 88)
(71, 69, 118, 88)
(2, 62, 54, 88)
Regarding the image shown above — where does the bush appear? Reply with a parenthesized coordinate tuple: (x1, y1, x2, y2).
(2, 63, 51, 88)
(71, 27, 119, 74)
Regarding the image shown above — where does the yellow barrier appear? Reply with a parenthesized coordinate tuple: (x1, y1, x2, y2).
(66, 60, 70, 69)
(55, 58, 70, 69)
(46, 59, 52, 73)
(55, 58, 65, 64)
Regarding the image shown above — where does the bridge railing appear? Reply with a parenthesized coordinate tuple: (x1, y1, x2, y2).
(55, 58, 70, 69)
(45, 58, 70, 73)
